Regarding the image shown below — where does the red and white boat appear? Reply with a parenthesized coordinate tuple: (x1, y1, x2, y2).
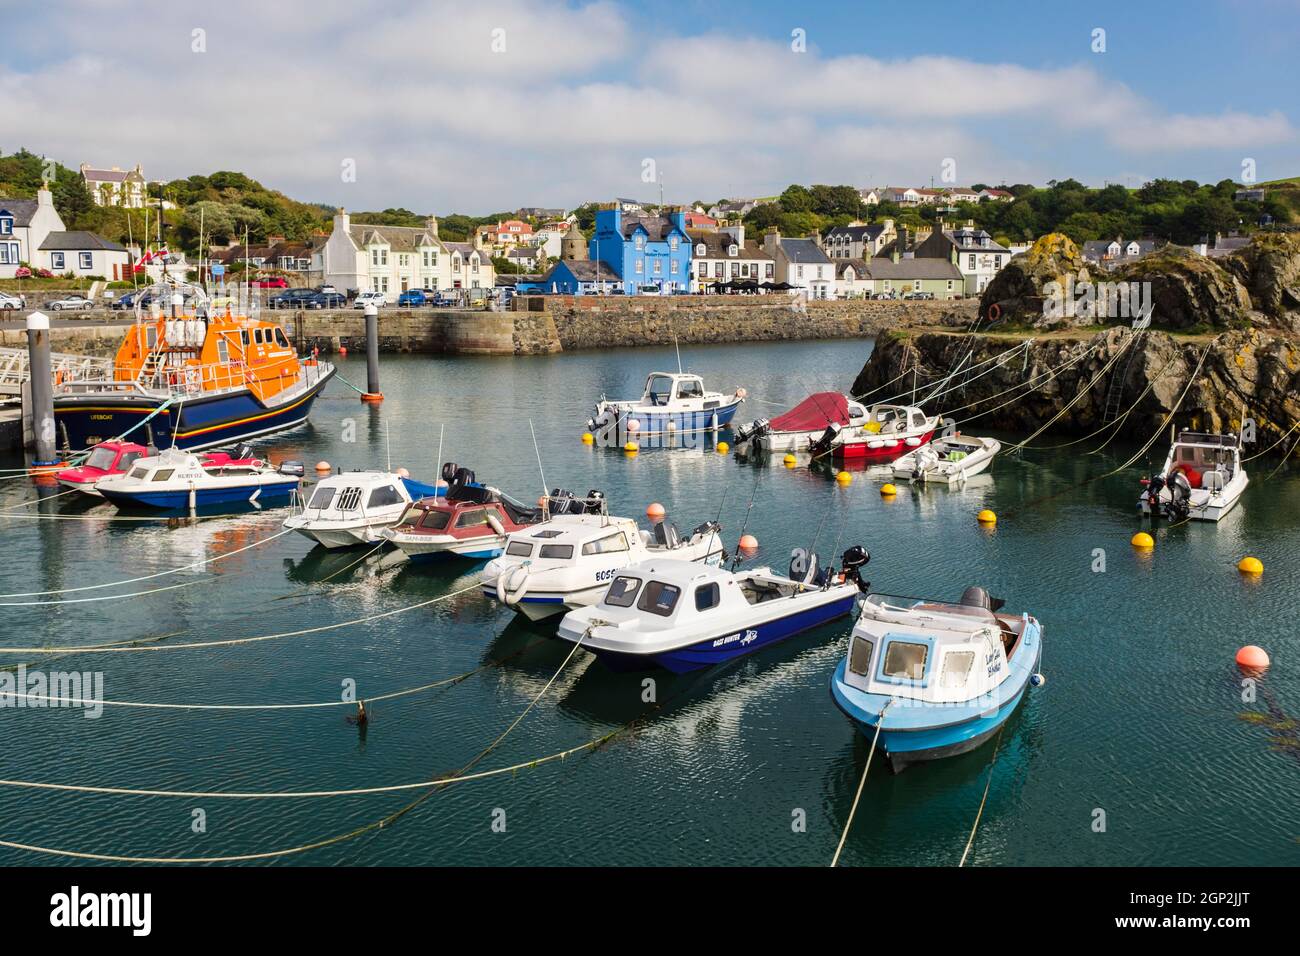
(380, 464, 546, 562)
(732, 392, 870, 455)
(55, 440, 149, 496)
(811, 403, 940, 463)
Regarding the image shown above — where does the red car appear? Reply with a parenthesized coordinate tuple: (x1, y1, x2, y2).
(250, 276, 289, 289)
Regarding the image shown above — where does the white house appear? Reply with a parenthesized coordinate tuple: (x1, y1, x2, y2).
(80, 164, 147, 208)
(1081, 237, 1159, 269)
(0, 186, 63, 278)
(689, 224, 775, 292)
(763, 230, 835, 299)
(40, 231, 131, 280)
(979, 188, 1014, 202)
(858, 188, 883, 206)
(320, 210, 453, 301)
(834, 260, 875, 299)
(823, 220, 896, 260)
(881, 186, 923, 205)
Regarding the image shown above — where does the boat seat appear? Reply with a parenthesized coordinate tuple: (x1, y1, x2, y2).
(1201, 470, 1225, 492)
(653, 522, 681, 549)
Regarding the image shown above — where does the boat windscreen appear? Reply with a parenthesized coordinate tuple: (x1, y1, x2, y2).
(605, 576, 641, 607)
(85, 447, 117, 471)
(308, 485, 337, 510)
(637, 581, 680, 617)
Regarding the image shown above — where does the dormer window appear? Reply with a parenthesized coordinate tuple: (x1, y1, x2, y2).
(696, 243, 706, 256)
(635, 235, 645, 250)
(0, 217, 11, 235)
(669, 236, 678, 250)
(728, 244, 738, 257)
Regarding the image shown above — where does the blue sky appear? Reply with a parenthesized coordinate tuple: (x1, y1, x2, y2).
(1, 0, 1295, 212)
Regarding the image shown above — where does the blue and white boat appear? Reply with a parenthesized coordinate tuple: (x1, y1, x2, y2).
(586, 372, 744, 436)
(831, 587, 1042, 772)
(95, 447, 303, 510)
(556, 546, 869, 673)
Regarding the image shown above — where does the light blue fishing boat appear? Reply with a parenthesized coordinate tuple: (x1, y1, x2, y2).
(586, 372, 744, 436)
(830, 587, 1042, 772)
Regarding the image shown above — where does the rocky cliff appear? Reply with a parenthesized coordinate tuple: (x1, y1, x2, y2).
(852, 327, 1300, 445)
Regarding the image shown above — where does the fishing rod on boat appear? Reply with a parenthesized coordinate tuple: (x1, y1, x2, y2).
(528, 418, 549, 506)
(728, 472, 762, 572)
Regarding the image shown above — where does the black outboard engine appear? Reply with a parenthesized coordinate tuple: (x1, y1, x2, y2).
(690, 519, 721, 539)
(960, 585, 1005, 612)
(440, 461, 459, 485)
(840, 546, 870, 592)
(584, 489, 606, 514)
(1145, 473, 1165, 516)
(733, 418, 770, 445)
(548, 488, 580, 515)
(810, 422, 842, 457)
(233, 442, 255, 460)
(1165, 470, 1192, 521)
(278, 460, 305, 477)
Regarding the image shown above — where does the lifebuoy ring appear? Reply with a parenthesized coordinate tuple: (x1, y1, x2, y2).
(987, 303, 1002, 322)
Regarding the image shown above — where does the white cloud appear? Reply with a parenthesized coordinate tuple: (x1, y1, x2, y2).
(0, 0, 1293, 212)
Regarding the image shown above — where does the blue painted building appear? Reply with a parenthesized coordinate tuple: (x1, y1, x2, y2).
(589, 205, 692, 294)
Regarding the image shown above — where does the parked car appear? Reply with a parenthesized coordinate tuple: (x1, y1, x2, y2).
(303, 291, 346, 309)
(0, 291, 26, 310)
(109, 291, 138, 311)
(317, 284, 338, 294)
(902, 291, 935, 300)
(44, 294, 96, 311)
(637, 284, 662, 296)
(352, 291, 387, 310)
(251, 277, 289, 289)
(432, 291, 461, 307)
(396, 289, 433, 307)
(268, 288, 317, 309)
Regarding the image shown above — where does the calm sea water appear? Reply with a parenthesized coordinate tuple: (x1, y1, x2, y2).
(0, 339, 1296, 867)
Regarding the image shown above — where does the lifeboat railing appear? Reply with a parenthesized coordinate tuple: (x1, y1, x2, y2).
(53, 355, 331, 400)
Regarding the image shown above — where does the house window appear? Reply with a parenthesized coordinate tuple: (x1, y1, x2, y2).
(967, 254, 976, 270)
(696, 243, 706, 255)
(653, 259, 662, 274)
(471, 258, 479, 273)
(669, 237, 678, 250)
(766, 263, 774, 278)
(635, 236, 644, 250)
(453, 257, 461, 272)
(399, 254, 409, 267)
(728, 244, 738, 257)
(635, 259, 643, 274)
(670, 260, 678, 274)
(79, 252, 93, 270)
(0, 217, 11, 235)
(51, 252, 65, 269)
(0, 243, 17, 264)
(796, 265, 804, 279)
(947, 280, 954, 291)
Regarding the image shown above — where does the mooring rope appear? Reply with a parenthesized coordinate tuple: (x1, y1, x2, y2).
(946, 340, 1103, 425)
(830, 698, 894, 867)
(959, 725, 1007, 867)
(1243, 418, 1300, 462)
(0, 524, 294, 599)
(0, 580, 484, 654)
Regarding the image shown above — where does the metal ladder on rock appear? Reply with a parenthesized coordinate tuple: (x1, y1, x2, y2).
(1102, 330, 1144, 425)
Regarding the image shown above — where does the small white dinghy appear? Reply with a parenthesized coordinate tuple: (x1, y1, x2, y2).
(1139, 429, 1248, 522)
(282, 470, 441, 549)
(481, 494, 726, 621)
(892, 432, 1001, 485)
(556, 546, 870, 673)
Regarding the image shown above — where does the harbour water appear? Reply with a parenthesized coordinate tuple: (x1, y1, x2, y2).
(0, 338, 1296, 866)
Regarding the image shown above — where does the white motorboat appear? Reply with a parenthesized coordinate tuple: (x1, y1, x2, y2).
(892, 432, 1001, 485)
(1138, 429, 1248, 522)
(733, 392, 869, 455)
(586, 372, 745, 437)
(282, 469, 442, 549)
(831, 586, 1043, 772)
(556, 546, 870, 673)
(95, 446, 303, 510)
(810, 403, 941, 464)
(481, 494, 726, 621)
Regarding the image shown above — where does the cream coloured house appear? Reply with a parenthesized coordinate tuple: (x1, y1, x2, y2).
(80, 164, 146, 208)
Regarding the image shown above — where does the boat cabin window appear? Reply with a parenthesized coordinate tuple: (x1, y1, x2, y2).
(694, 582, 720, 611)
(605, 576, 641, 607)
(848, 637, 874, 676)
(240, 330, 250, 348)
(85, 446, 118, 471)
(506, 541, 533, 557)
(419, 510, 450, 530)
(882, 640, 929, 680)
(939, 650, 975, 688)
(532, 529, 563, 538)
(368, 485, 405, 509)
(539, 544, 574, 559)
(273, 328, 290, 348)
(910, 411, 926, 428)
(646, 375, 674, 406)
(455, 508, 489, 528)
(307, 485, 337, 510)
(676, 379, 704, 400)
(151, 469, 175, 482)
(335, 487, 363, 511)
(637, 581, 681, 617)
(217, 338, 230, 364)
(129, 467, 148, 480)
(119, 452, 142, 470)
(582, 532, 629, 556)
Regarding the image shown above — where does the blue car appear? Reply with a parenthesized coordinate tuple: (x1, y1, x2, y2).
(396, 289, 432, 307)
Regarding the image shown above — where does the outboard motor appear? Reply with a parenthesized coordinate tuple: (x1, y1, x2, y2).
(440, 461, 459, 484)
(278, 460, 305, 477)
(233, 442, 255, 461)
(1166, 470, 1192, 521)
(960, 585, 1006, 612)
(840, 546, 870, 592)
(690, 519, 721, 539)
(584, 489, 606, 514)
(1145, 473, 1165, 516)
(548, 488, 579, 515)
(733, 418, 770, 445)
(653, 522, 682, 549)
(809, 421, 842, 457)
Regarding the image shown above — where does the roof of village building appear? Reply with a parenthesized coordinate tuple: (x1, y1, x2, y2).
(546, 260, 619, 281)
(81, 166, 143, 183)
(1207, 235, 1251, 257)
(779, 237, 833, 265)
(39, 230, 127, 252)
(619, 214, 687, 241)
(825, 223, 889, 241)
(506, 245, 543, 258)
(0, 198, 41, 227)
(864, 257, 963, 281)
(348, 223, 440, 252)
(688, 231, 771, 259)
(444, 241, 483, 259)
(834, 258, 872, 278)
(1082, 237, 1160, 261)
(942, 227, 1009, 252)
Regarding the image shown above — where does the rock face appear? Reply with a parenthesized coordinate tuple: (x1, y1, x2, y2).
(852, 328, 1300, 446)
(1111, 246, 1252, 331)
(1222, 233, 1300, 331)
(979, 233, 1090, 328)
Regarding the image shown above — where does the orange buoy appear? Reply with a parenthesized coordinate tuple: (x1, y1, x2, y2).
(360, 392, 383, 402)
(646, 502, 666, 521)
(396, 467, 410, 478)
(339, 346, 348, 356)
(315, 461, 331, 472)
(738, 533, 758, 552)
(1235, 645, 1270, 669)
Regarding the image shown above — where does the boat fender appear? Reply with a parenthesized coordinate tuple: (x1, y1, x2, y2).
(502, 564, 530, 605)
(1030, 673, 1046, 687)
(485, 512, 505, 536)
(905, 436, 921, 446)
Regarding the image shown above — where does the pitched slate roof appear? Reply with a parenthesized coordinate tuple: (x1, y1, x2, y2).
(834, 258, 872, 278)
(38, 230, 127, 252)
(945, 227, 1009, 253)
(348, 223, 438, 252)
(864, 258, 962, 281)
(82, 167, 140, 183)
(548, 260, 620, 281)
(825, 223, 887, 241)
(0, 199, 41, 227)
(687, 231, 771, 260)
(445, 242, 482, 260)
(619, 214, 685, 241)
(780, 238, 832, 265)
